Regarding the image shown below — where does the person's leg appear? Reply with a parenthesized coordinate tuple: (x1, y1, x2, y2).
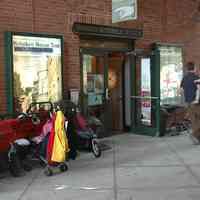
(190, 132, 200, 145)
(188, 104, 200, 144)
(192, 85, 200, 104)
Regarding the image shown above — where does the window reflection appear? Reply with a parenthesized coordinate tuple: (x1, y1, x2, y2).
(141, 58, 151, 126)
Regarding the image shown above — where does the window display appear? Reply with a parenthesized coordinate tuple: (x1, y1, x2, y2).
(160, 46, 183, 105)
(13, 34, 62, 112)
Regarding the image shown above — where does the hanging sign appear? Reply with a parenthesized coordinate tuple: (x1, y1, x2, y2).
(112, 0, 137, 23)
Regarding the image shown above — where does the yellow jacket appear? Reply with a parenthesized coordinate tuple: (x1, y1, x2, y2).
(51, 111, 70, 162)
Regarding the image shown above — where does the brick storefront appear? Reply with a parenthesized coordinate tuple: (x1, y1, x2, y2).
(0, 0, 199, 114)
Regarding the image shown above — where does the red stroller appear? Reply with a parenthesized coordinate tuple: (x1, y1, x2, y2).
(54, 100, 102, 158)
(72, 111, 102, 158)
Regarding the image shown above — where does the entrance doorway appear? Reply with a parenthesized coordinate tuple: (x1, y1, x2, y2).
(131, 53, 160, 136)
(108, 53, 124, 132)
(73, 22, 143, 137)
(80, 50, 126, 137)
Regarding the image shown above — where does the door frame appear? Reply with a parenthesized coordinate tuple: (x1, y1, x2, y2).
(80, 48, 132, 132)
(131, 49, 160, 136)
(79, 48, 109, 116)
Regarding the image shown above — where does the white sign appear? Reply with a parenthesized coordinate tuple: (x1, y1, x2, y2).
(13, 35, 61, 55)
(112, 0, 137, 23)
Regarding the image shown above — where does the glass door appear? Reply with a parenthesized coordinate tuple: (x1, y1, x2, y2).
(81, 50, 111, 137)
(131, 53, 160, 136)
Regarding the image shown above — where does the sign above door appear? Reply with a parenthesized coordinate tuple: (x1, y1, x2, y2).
(73, 23, 143, 39)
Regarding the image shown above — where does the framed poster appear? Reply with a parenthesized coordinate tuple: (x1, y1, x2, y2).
(5, 32, 63, 112)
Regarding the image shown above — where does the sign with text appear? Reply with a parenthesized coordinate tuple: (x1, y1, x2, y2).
(112, 0, 137, 23)
(12, 35, 62, 112)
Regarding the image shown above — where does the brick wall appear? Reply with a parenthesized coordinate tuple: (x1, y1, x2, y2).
(0, 0, 111, 113)
(116, 0, 199, 51)
(0, 0, 199, 112)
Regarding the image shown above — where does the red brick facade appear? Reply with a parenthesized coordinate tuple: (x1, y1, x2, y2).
(0, 0, 199, 112)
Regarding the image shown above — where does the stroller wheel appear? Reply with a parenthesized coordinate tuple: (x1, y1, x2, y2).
(44, 167, 53, 176)
(39, 160, 46, 168)
(22, 162, 32, 171)
(60, 163, 68, 172)
(8, 154, 23, 177)
(91, 139, 101, 158)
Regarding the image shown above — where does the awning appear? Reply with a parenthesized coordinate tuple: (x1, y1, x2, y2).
(73, 23, 143, 39)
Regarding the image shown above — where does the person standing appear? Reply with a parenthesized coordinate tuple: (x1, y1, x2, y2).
(180, 62, 200, 144)
(181, 62, 199, 104)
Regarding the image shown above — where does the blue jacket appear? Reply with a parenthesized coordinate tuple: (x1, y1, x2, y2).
(181, 72, 199, 103)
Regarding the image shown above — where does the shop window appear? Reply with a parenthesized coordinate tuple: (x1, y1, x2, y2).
(112, 0, 137, 23)
(159, 46, 183, 105)
(10, 34, 63, 112)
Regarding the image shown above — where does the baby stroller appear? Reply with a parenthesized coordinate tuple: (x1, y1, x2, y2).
(74, 112, 101, 158)
(160, 104, 191, 136)
(8, 139, 32, 177)
(58, 100, 101, 158)
(31, 110, 69, 176)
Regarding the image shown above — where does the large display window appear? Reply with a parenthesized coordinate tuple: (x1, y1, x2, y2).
(159, 46, 183, 105)
(5, 33, 63, 113)
(131, 44, 183, 136)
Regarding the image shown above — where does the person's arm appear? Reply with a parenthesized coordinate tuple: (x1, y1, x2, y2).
(194, 79, 200, 84)
(192, 80, 200, 104)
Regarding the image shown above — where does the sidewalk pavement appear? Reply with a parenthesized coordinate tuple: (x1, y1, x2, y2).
(1, 133, 200, 200)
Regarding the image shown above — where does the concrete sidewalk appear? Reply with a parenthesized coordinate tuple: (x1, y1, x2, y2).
(1, 133, 200, 200)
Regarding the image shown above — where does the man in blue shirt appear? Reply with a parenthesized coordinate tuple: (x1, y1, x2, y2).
(181, 62, 200, 144)
(181, 62, 199, 104)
